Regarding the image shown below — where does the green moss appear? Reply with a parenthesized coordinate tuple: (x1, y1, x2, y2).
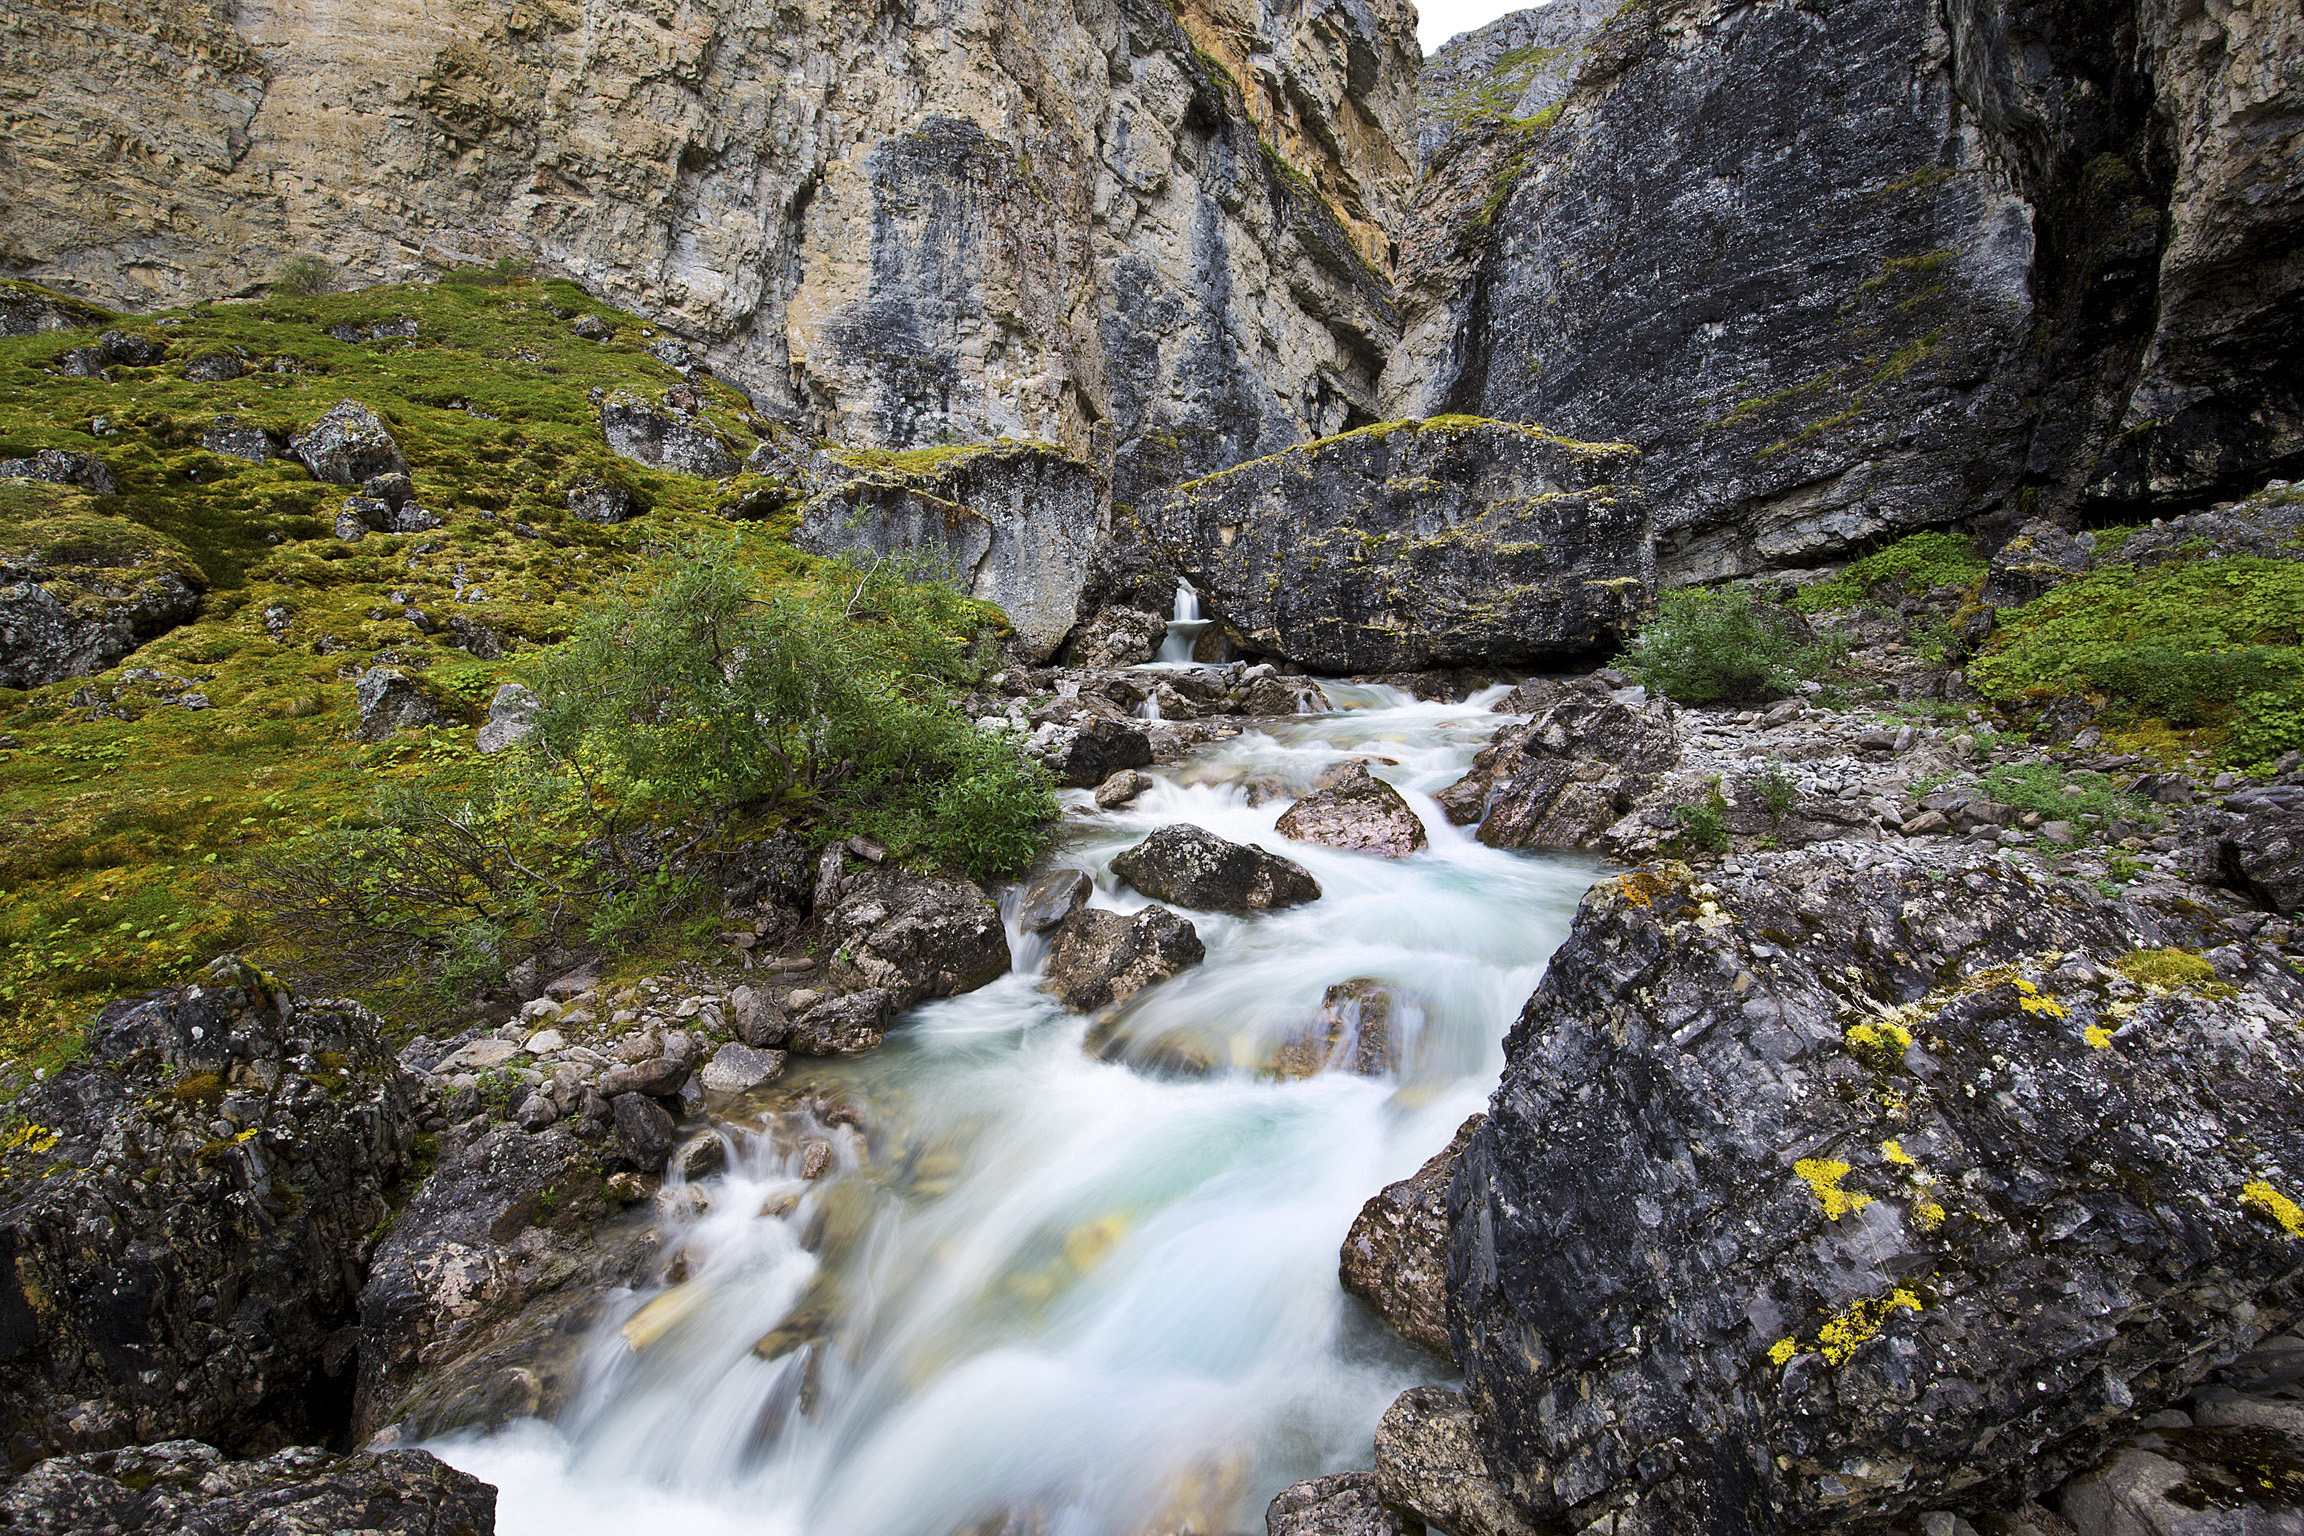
(1857, 249, 1956, 294)
(1790, 531, 1985, 613)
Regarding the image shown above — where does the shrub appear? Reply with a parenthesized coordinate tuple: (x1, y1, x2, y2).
(2078, 645, 2289, 727)
(2228, 691, 2304, 768)
(274, 255, 335, 297)
(1616, 587, 1842, 704)
(234, 542, 1053, 1001)
(1750, 760, 1798, 825)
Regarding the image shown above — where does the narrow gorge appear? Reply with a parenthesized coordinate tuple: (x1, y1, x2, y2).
(1, 0, 2301, 1534)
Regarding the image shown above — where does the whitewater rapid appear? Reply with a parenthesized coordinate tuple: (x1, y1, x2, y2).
(433, 682, 1595, 1536)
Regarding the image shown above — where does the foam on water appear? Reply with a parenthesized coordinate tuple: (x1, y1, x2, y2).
(432, 685, 1595, 1536)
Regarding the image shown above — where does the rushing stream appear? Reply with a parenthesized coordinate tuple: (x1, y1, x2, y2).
(434, 683, 1596, 1536)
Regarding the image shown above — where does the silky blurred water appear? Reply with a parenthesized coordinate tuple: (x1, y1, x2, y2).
(433, 683, 1595, 1536)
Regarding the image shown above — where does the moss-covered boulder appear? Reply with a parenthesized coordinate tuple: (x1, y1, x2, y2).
(1137, 416, 1647, 673)
(0, 489, 204, 689)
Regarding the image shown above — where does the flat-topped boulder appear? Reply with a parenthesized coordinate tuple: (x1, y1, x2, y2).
(1136, 417, 1647, 673)
(1111, 825, 1322, 914)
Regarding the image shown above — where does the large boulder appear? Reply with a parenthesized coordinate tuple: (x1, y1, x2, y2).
(2215, 806, 2304, 916)
(289, 401, 406, 486)
(813, 857, 1012, 1011)
(1050, 717, 1153, 789)
(1276, 762, 1428, 858)
(0, 959, 419, 1464)
(1375, 1386, 1536, 1536)
(1138, 418, 1647, 673)
(352, 667, 447, 741)
(1440, 853, 2304, 1534)
(1062, 605, 1166, 668)
(598, 391, 739, 478)
(1339, 1115, 1481, 1355)
(791, 440, 1109, 662)
(1041, 905, 1205, 1013)
(0, 516, 204, 690)
(356, 1122, 646, 1444)
(0, 1440, 496, 1535)
(1441, 685, 1680, 849)
(1111, 825, 1322, 914)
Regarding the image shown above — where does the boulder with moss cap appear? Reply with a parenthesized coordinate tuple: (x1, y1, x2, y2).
(1136, 417, 1648, 673)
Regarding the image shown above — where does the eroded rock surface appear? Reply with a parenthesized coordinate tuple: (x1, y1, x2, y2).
(1339, 1115, 1480, 1355)
(2, 0, 1417, 507)
(1441, 853, 2304, 1534)
(1265, 1469, 1422, 1536)
(1440, 680, 1680, 849)
(1042, 905, 1205, 1012)
(1276, 761, 1428, 857)
(0, 515, 204, 690)
(0, 959, 418, 1465)
(1140, 418, 1647, 672)
(0, 1440, 496, 1536)
(812, 855, 1012, 1012)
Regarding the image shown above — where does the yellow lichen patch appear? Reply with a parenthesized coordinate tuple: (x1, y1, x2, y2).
(2083, 1025, 2114, 1050)
(1795, 1158, 1873, 1221)
(1817, 1288, 1924, 1365)
(1880, 1139, 1914, 1166)
(2115, 947, 2219, 992)
(1845, 1020, 1913, 1069)
(2012, 978, 2070, 1019)
(1768, 1337, 1797, 1365)
(0, 1123, 60, 1156)
(1879, 1141, 1945, 1230)
(2240, 1180, 2304, 1237)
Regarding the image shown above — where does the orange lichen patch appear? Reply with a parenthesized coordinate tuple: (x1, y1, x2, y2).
(1612, 866, 1684, 909)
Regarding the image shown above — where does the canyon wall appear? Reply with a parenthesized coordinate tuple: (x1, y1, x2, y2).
(0, 0, 1418, 506)
(1390, 0, 2304, 583)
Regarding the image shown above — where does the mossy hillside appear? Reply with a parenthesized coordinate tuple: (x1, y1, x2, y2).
(0, 276, 851, 1068)
(1789, 530, 1986, 614)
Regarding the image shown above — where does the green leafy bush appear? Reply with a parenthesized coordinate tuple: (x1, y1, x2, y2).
(1749, 760, 1797, 825)
(2079, 645, 2291, 728)
(1790, 531, 1985, 614)
(1979, 762, 2149, 826)
(1617, 587, 1842, 704)
(274, 255, 335, 297)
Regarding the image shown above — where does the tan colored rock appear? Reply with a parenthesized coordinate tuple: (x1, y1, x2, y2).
(1276, 762, 1427, 857)
(1340, 1114, 1480, 1353)
(1, 0, 1415, 507)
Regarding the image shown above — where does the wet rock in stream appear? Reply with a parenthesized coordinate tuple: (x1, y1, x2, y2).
(1112, 824, 1322, 914)
(1276, 762, 1429, 858)
(1042, 906, 1206, 1013)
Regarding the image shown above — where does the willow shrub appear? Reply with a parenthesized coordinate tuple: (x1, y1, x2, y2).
(240, 544, 1053, 1002)
(1616, 587, 1843, 704)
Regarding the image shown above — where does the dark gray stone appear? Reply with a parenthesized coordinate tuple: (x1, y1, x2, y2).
(1041, 905, 1205, 1013)
(291, 401, 407, 486)
(1140, 419, 1646, 672)
(1276, 762, 1428, 858)
(0, 449, 118, 496)
(0, 1441, 496, 1536)
(1265, 1470, 1423, 1536)
(598, 391, 738, 478)
(1112, 825, 1322, 914)
(1016, 868, 1093, 935)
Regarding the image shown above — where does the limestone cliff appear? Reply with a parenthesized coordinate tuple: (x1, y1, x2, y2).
(0, 0, 1417, 507)
(1388, 0, 2304, 582)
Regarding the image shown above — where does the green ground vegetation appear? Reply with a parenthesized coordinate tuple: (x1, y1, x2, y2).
(1789, 531, 1986, 614)
(0, 275, 1047, 1067)
(1968, 555, 2304, 767)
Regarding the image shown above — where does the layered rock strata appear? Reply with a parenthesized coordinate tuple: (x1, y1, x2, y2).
(1391, 0, 2304, 579)
(1138, 417, 1647, 672)
(0, 0, 1417, 507)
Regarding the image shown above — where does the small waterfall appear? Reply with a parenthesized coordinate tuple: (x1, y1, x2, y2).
(1154, 581, 1214, 665)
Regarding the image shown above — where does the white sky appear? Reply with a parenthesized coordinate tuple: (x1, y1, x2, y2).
(1417, 0, 1535, 56)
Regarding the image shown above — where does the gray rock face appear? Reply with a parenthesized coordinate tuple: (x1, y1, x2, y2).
(1052, 717, 1154, 789)
(0, 284, 106, 337)
(1374, 1386, 1536, 1536)
(0, 1440, 497, 1536)
(1439, 683, 1680, 849)
(1391, 0, 2304, 577)
(0, 449, 119, 496)
(355, 1121, 647, 1444)
(199, 415, 276, 462)
(290, 402, 407, 486)
(1276, 762, 1427, 858)
(0, 959, 418, 1463)
(562, 474, 637, 526)
(598, 391, 738, 478)
(3, 0, 1416, 509)
(352, 667, 445, 741)
(1041, 905, 1205, 1013)
(0, 541, 203, 691)
(1062, 605, 1166, 669)
(1015, 868, 1093, 935)
(1442, 854, 2304, 1534)
(474, 683, 539, 755)
(1140, 418, 1646, 672)
(785, 989, 897, 1056)
(1412, 0, 1613, 169)
(2215, 810, 2304, 917)
(1265, 1470, 1421, 1536)
(1112, 825, 1322, 913)
(1340, 1115, 1481, 1355)
(790, 440, 1109, 662)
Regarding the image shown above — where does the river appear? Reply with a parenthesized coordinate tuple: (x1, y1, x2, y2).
(433, 682, 1594, 1536)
